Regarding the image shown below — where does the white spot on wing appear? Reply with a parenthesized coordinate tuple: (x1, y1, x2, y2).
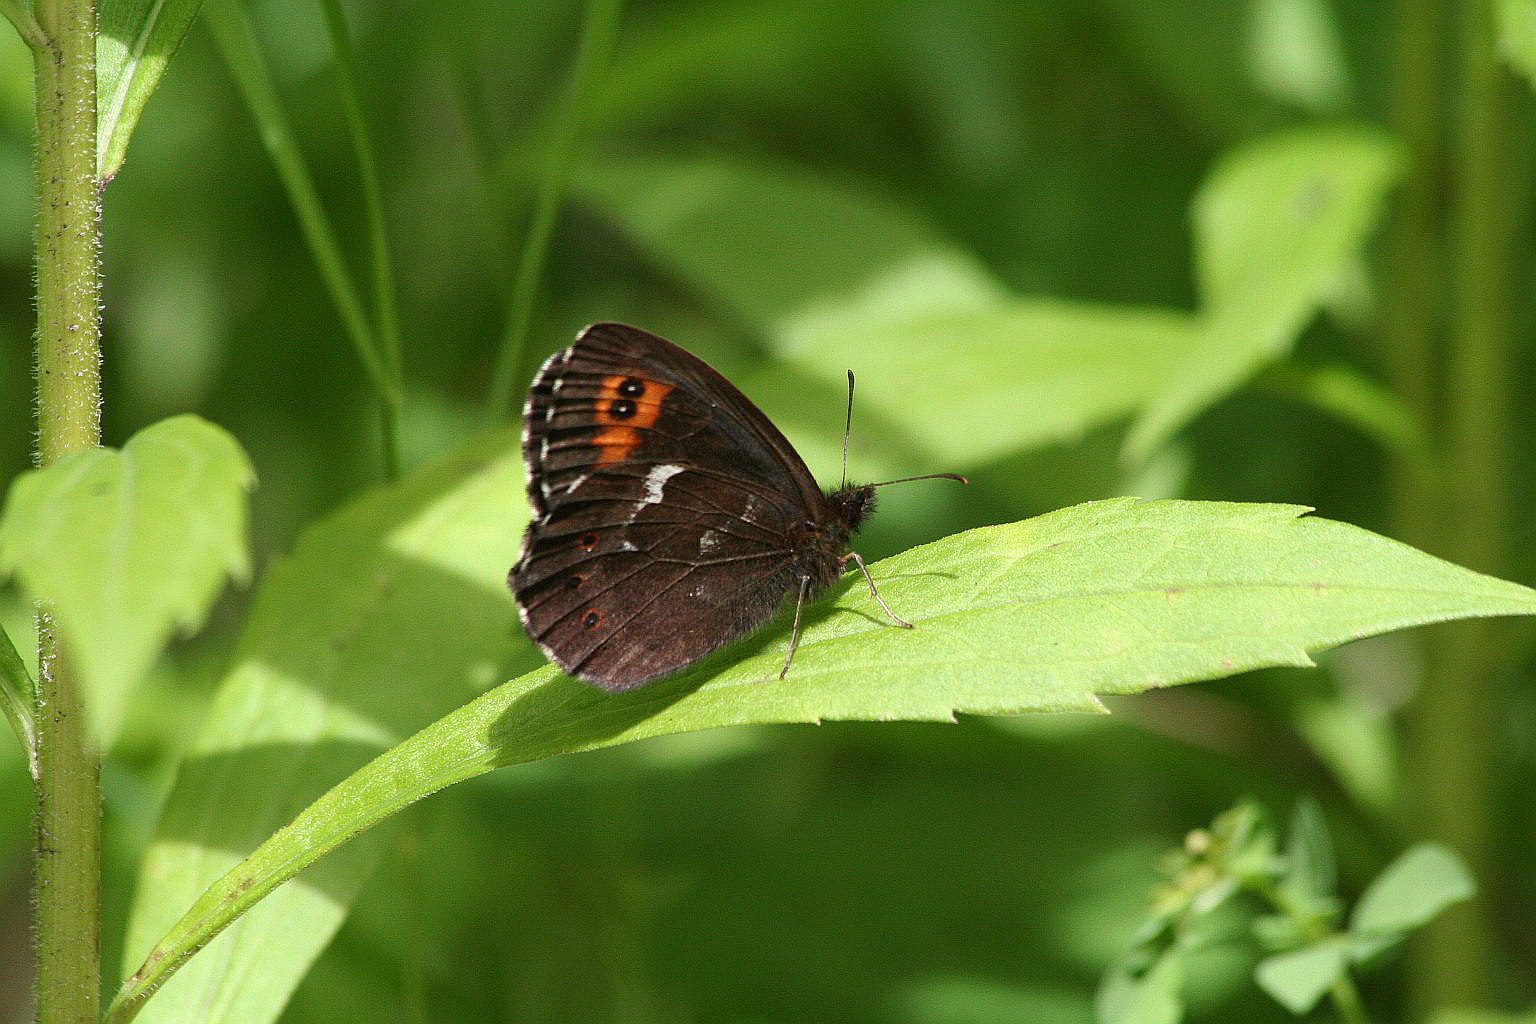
(643, 464, 685, 505)
(699, 530, 722, 553)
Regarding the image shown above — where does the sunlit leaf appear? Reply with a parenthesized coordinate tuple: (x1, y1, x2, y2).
(577, 155, 1006, 331)
(1248, 0, 1352, 112)
(98, 0, 206, 181)
(1097, 948, 1184, 1024)
(113, 499, 1536, 1018)
(779, 300, 1199, 466)
(581, 157, 1206, 466)
(1350, 843, 1475, 959)
(0, 415, 252, 742)
(1125, 127, 1400, 460)
(116, 433, 530, 1024)
(1499, 0, 1536, 90)
(1255, 936, 1349, 1014)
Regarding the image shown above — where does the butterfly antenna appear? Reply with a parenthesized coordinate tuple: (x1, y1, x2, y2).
(841, 369, 855, 489)
(866, 472, 970, 489)
(840, 369, 967, 491)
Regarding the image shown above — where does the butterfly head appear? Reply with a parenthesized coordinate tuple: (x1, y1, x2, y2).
(826, 484, 878, 537)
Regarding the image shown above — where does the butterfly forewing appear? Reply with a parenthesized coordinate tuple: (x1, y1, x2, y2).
(513, 323, 828, 689)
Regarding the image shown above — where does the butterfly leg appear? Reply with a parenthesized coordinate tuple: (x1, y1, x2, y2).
(841, 551, 914, 628)
(780, 575, 813, 679)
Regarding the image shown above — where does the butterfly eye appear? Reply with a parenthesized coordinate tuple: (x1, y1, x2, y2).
(581, 609, 603, 629)
(618, 377, 645, 398)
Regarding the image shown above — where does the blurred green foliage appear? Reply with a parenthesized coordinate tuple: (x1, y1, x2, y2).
(3, 0, 1535, 1022)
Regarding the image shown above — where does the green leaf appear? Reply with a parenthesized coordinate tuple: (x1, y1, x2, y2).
(203, 0, 400, 406)
(115, 432, 529, 1024)
(1269, 362, 1429, 460)
(1191, 127, 1398, 326)
(1098, 0, 1274, 137)
(0, 622, 34, 774)
(583, 157, 1207, 465)
(1247, 0, 1352, 113)
(112, 500, 1536, 1018)
(577, 155, 1007, 331)
(1283, 797, 1336, 906)
(1255, 936, 1350, 1014)
(1204, 799, 1278, 885)
(1499, 0, 1536, 90)
(1291, 671, 1399, 816)
(1125, 127, 1400, 460)
(484, 0, 626, 422)
(0, 415, 253, 743)
(98, 0, 206, 181)
(1096, 949, 1184, 1024)
(0, 0, 46, 51)
(1349, 844, 1476, 956)
(778, 301, 1200, 466)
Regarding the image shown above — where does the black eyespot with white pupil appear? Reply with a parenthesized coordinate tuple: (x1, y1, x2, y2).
(582, 609, 603, 629)
(610, 398, 637, 419)
(618, 378, 645, 397)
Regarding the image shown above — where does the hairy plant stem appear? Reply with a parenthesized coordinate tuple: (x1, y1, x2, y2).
(31, 0, 104, 1018)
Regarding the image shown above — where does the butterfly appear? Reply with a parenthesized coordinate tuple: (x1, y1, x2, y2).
(510, 323, 963, 690)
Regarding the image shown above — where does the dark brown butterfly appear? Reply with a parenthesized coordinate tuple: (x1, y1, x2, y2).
(510, 323, 963, 690)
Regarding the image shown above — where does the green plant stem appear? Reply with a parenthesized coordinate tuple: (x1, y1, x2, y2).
(31, 0, 104, 1018)
(319, 0, 403, 479)
(1402, 0, 1516, 1010)
(203, 0, 403, 474)
(484, 0, 626, 425)
(33, 619, 99, 1024)
(1381, 0, 1445, 551)
(1327, 974, 1371, 1024)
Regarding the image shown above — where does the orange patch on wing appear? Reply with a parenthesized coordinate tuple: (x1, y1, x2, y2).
(592, 376, 673, 465)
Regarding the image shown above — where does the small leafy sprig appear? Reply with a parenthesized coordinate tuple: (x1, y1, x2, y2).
(1099, 800, 1475, 1024)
